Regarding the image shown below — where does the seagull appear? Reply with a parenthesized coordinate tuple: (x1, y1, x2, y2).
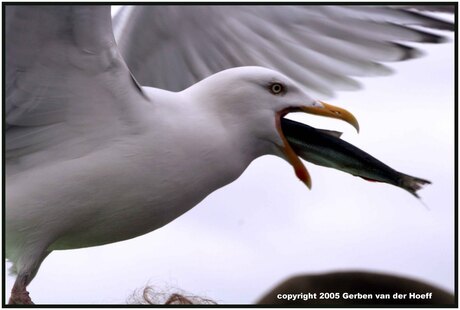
(5, 5, 453, 304)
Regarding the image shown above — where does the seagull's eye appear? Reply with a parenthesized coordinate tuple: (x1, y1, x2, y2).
(269, 83, 284, 95)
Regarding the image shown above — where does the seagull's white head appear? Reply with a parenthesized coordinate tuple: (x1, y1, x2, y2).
(186, 66, 359, 188)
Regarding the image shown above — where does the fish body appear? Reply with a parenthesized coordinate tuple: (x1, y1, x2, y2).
(281, 118, 431, 197)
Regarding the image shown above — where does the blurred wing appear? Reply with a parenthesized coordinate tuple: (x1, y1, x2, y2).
(6, 5, 148, 175)
(113, 5, 453, 97)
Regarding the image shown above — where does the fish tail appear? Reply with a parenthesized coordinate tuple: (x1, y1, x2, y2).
(399, 174, 431, 198)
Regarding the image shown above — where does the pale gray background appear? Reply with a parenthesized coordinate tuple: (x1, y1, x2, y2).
(4, 8, 455, 305)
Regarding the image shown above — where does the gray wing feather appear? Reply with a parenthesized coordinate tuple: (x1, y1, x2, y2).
(113, 5, 453, 96)
(6, 5, 146, 174)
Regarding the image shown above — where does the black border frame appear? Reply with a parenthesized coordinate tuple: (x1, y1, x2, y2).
(2, 2, 458, 307)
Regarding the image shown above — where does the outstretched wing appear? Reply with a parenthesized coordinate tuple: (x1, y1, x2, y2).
(113, 5, 453, 97)
(6, 5, 148, 175)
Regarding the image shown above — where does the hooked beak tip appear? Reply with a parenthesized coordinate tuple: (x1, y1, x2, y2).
(302, 100, 360, 133)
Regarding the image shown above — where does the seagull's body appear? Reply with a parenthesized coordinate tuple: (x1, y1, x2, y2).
(5, 5, 453, 304)
(7, 70, 268, 254)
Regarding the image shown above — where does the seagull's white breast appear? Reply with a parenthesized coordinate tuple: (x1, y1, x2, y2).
(6, 88, 255, 253)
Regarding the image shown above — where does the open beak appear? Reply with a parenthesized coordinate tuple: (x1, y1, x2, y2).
(276, 100, 359, 189)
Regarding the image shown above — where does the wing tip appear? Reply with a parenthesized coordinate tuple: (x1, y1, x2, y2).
(419, 31, 450, 44)
(407, 9, 455, 31)
(393, 44, 423, 61)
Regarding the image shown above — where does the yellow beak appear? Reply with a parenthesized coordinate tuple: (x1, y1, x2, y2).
(301, 101, 360, 133)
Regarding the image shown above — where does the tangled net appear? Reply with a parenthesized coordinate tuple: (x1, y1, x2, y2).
(127, 286, 217, 305)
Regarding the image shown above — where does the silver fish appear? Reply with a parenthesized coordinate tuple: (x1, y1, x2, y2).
(281, 118, 431, 198)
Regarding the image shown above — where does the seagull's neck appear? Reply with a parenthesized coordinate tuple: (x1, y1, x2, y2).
(181, 84, 272, 160)
(143, 87, 266, 188)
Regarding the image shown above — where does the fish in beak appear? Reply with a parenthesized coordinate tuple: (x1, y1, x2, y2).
(276, 100, 359, 189)
(281, 118, 431, 198)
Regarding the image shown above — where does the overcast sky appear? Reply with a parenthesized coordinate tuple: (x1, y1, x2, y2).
(4, 8, 455, 305)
